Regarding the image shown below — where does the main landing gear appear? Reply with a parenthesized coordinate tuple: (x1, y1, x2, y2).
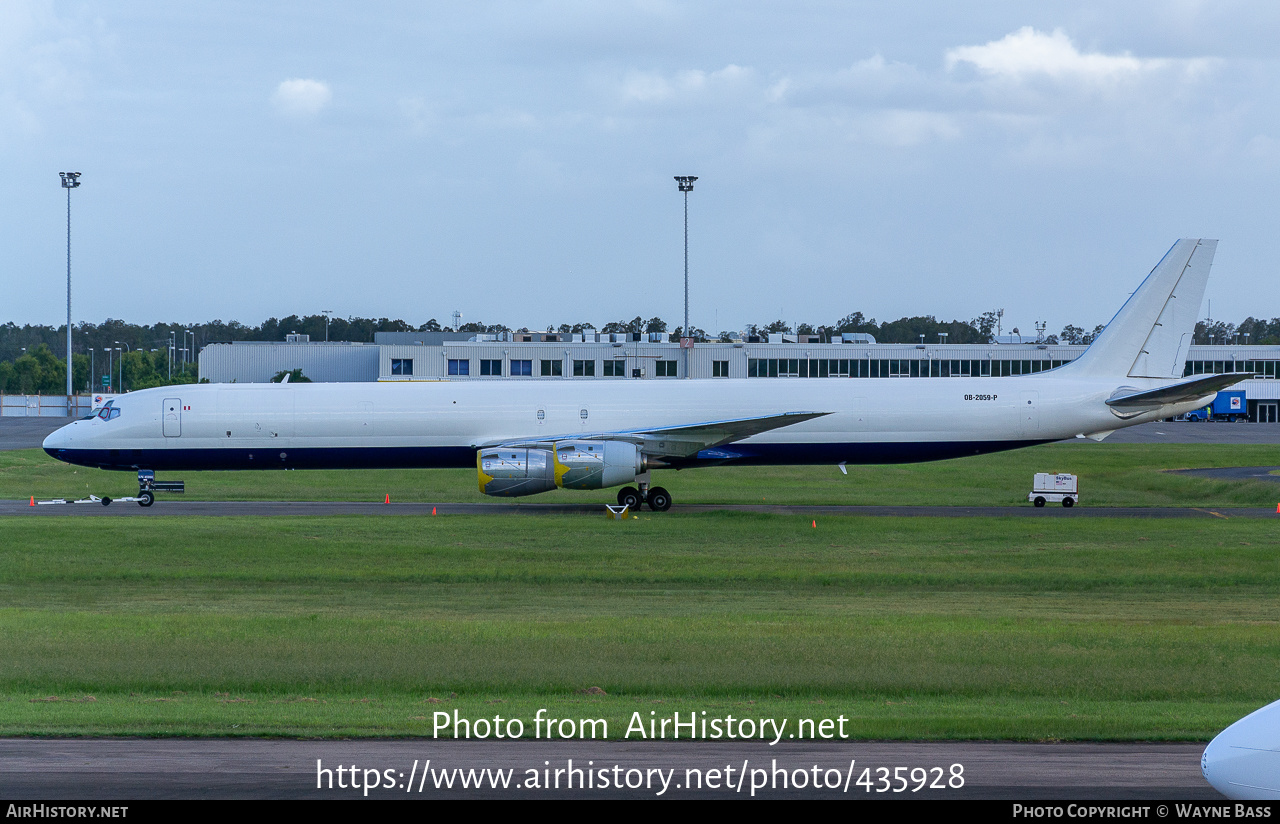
(616, 483, 672, 512)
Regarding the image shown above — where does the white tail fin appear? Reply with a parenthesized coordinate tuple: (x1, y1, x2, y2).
(1066, 239, 1216, 379)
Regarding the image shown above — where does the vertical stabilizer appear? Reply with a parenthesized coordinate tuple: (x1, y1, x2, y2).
(1066, 239, 1216, 379)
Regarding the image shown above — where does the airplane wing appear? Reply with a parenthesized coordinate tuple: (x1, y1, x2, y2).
(482, 411, 830, 459)
(1105, 373, 1252, 413)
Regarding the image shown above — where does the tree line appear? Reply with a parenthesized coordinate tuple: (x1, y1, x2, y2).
(2, 312, 1278, 394)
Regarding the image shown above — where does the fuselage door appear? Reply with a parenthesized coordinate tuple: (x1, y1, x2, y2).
(163, 398, 182, 438)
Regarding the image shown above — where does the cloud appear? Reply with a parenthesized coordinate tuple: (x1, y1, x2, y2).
(620, 64, 757, 103)
(0, 1, 105, 138)
(272, 78, 332, 117)
(945, 27, 1154, 83)
(863, 109, 961, 147)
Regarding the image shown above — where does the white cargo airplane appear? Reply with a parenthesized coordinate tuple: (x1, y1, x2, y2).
(44, 238, 1248, 508)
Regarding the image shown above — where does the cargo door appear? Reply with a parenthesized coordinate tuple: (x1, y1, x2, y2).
(162, 398, 182, 437)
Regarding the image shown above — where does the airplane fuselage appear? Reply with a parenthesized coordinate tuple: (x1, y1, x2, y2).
(43, 374, 1200, 473)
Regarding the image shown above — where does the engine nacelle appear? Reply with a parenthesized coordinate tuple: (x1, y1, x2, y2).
(478, 441, 642, 497)
(477, 447, 556, 497)
(553, 440, 643, 490)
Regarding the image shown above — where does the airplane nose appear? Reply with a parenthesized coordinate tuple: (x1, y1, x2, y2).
(1201, 698, 1280, 799)
(42, 421, 75, 457)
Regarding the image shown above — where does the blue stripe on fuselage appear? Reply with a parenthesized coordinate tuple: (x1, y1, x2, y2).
(686, 439, 1053, 466)
(47, 439, 1053, 472)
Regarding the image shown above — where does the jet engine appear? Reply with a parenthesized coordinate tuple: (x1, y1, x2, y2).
(478, 441, 643, 497)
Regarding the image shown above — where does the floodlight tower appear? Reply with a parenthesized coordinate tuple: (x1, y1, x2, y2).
(59, 172, 82, 399)
(674, 175, 697, 378)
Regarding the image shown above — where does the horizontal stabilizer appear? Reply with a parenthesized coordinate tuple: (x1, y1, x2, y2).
(1105, 373, 1251, 412)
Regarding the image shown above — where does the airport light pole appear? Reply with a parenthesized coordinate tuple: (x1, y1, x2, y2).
(115, 342, 130, 393)
(674, 175, 697, 378)
(59, 172, 81, 399)
(322, 310, 333, 342)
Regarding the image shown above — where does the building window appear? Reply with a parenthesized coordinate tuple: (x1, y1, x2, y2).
(511, 360, 532, 376)
(747, 359, 797, 378)
(603, 360, 625, 377)
(447, 359, 469, 376)
(480, 359, 502, 376)
(540, 359, 563, 377)
(391, 358, 413, 376)
(573, 360, 595, 377)
(655, 360, 677, 377)
(712, 360, 729, 377)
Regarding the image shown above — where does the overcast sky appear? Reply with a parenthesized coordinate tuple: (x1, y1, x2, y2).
(4, 1, 1279, 336)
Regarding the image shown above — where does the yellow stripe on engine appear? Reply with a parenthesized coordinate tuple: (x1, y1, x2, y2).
(552, 444, 570, 488)
(476, 451, 494, 494)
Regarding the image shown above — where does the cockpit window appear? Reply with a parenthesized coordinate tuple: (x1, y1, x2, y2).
(95, 402, 121, 421)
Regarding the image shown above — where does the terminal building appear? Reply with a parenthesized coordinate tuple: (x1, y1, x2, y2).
(198, 332, 1280, 423)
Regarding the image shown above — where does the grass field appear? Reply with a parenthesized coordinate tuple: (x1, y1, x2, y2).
(2, 511, 1278, 740)
(3, 440, 1280, 506)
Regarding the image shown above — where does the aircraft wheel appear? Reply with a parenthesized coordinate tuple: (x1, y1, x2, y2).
(646, 486, 672, 512)
(139, 491, 155, 507)
(617, 487, 642, 509)
(1033, 496, 1046, 508)
(101, 496, 112, 507)
(1062, 497, 1074, 508)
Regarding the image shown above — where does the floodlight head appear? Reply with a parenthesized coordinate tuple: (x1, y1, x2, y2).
(59, 172, 82, 189)
(674, 175, 697, 192)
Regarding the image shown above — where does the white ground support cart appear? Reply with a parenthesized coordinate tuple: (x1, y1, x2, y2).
(1029, 473, 1078, 507)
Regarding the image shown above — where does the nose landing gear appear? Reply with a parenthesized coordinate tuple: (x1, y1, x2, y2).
(129, 470, 184, 507)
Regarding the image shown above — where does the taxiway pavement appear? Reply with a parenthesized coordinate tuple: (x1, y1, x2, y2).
(0, 738, 1221, 800)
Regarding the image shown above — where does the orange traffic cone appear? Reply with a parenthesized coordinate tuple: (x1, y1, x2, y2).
(385, 494, 390, 504)
(1275, 503, 1279, 514)
(29, 496, 35, 507)
(812, 519, 816, 528)
(432, 507, 437, 516)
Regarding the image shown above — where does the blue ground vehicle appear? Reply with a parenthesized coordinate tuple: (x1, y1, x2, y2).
(1184, 390, 1246, 422)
